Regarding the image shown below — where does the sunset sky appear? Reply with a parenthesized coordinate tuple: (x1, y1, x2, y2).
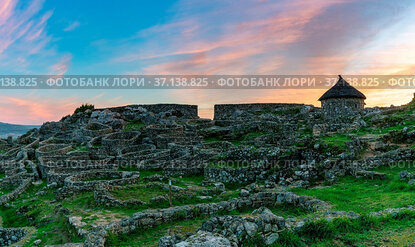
(1, 0, 415, 124)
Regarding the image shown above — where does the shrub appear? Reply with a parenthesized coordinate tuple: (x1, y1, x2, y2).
(74, 103, 94, 114)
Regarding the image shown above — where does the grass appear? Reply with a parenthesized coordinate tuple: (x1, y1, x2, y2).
(105, 209, 415, 247)
(172, 175, 205, 187)
(0, 181, 83, 246)
(105, 203, 312, 247)
(291, 163, 415, 214)
(123, 120, 145, 132)
(318, 134, 352, 153)
(84, 176, 117, 182)
(0, 184, 14, 196)
(72, 144, 89, 152)
(242, 211, 415, 247)
(110, 185, 167, 203)
(105, 217, 208, 247)
(231, 131, 267, 146)
(0, 172, 5, 179)
(203, 131, 266, 146)
(299, 211, 415, 247)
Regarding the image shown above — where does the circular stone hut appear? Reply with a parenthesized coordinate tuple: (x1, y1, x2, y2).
(319, 75, 366, 117)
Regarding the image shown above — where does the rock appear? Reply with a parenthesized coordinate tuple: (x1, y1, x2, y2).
(175, 231, 231, 247)
(213, 182, 225, 193)
(313, 144, 320, 150)
(36, 191, 47, 196)
(240, 189, 250, 197)
(142, 137, 154, 144)
(243, 221, 258, 237)
(368, 141, 386, 151)
(48, 182, 58, 188)
(409, 179, 415, 185)
(197, 196, 213, 200)
(68, 216, 86, 228)
(34, 239, 42, 245)
(400, 170, 410, 179)
(150, 196, 168, 204)
(264, 233, 279, 245)
(159, 235, 182, 247)
(300, 105, 313, 114)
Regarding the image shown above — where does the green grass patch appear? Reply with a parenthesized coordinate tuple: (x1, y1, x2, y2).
(105, 202, 311, 247)
(0, 181, 83, 245)
(204, 137, 222, 143)
(232, 131, 267, 146)
(0, 184, 14, 196)
(110, 185, 166, 203)
(72, 144, 89, 152)
(123, 120, 145, 132)
(292, 163, 415, 214)
(105, 217, 207, 247)
(319, 134, 352, 153)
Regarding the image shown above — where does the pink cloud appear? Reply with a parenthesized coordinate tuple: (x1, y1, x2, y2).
(64, 21, 80, 32)
(112, 0, 357, 75)
(0, 95, 77, 125)
(50, 54, 72, 75)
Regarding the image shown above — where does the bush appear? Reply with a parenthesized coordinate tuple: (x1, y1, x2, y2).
(74, 103, 94, 114)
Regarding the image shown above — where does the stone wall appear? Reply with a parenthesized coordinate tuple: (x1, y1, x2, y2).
(102, 104, 199, 119)
(0, 179, 32, 206)
(108, 191, 327, 233)
(204, 168, 268, 184)
(214, 103, 304, 120)
(321, 98, 364, 118)
(0, 228, 29, 247)
(94, 184, 145, 208)
(57, 171, 140, 199)
(85, 191, 329, 246)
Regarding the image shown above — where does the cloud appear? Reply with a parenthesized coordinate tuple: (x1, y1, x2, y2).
(110, 0, 361, 74)
(50, 54, 72, 75)
(63, 21, 80, 32)
(0, 94, 77, 125)
(104, 0, 414, 76)
(0, 0, 68, 74)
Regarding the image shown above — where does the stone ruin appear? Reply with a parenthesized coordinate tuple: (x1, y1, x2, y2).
(0, 95, 414, 246)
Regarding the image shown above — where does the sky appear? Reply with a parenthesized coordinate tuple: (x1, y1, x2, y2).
(0, 0, 415, 124)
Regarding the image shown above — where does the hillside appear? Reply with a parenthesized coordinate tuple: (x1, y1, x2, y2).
(0, 103, 414, 246)
(0, 122, 40, 139)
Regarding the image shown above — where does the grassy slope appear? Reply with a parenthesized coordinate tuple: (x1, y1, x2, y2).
(292, 164, 415, 214)
(0, 182, 83, 246)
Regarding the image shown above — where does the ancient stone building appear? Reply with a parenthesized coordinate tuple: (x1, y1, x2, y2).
(319, 75, 366, 117)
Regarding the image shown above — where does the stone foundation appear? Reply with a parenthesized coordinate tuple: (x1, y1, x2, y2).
(214, 103, 304, 120)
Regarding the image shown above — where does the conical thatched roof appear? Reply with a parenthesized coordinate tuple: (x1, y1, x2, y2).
(318, 75, 366, 101)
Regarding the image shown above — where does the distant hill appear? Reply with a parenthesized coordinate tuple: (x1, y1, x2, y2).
(0, 122, 40, 139)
